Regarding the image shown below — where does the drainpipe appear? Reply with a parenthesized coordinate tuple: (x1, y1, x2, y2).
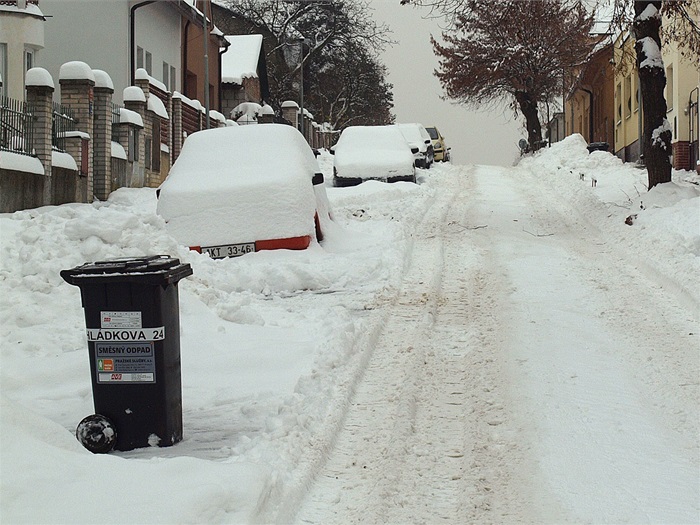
(581, 87, 594, 143)
(130, 1, 156, 86)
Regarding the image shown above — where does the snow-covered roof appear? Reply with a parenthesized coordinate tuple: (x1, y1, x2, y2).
(0, 2, 44, 18)
(222, 35, 263, 84)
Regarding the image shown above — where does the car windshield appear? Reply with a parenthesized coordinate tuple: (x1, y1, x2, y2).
(426, 127, 439, 139)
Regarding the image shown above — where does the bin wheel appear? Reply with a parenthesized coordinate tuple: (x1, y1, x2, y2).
(76, 414, 117, 454)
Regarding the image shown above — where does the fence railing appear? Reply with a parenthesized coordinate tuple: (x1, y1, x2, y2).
(52, 102, 76, 152)
(0, 95, 35, 157)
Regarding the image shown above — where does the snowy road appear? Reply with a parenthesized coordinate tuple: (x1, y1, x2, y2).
(293, 165, 699, 524)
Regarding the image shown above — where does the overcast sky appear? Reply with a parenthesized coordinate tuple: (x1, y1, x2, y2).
(370, 0, 525, 166)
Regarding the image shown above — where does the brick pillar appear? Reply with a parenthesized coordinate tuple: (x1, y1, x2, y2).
(172, 95, 183, 163)
(672, 141, 690, 171)
(281, 101, 299, 129)
(60, 77, 95, 202)
(25, 82, 54, 205)
(92, 84, 114, 201)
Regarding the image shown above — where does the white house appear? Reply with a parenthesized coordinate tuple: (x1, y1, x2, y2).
(39, 0, 181, 102)
(0, 0, 45, 99)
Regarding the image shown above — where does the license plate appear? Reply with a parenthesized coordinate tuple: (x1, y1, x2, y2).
(201, 243, 255, 259)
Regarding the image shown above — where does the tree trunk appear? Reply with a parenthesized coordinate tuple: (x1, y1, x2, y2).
(515, 91, 543, 151)
(633, 0, 672, 189)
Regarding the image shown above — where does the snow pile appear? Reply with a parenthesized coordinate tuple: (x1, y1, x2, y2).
(519, 134, 700, 302)
(0, 157, 430, 522)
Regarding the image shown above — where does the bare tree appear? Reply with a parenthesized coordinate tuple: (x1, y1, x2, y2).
(429, 0, 595, 150)
(220, 0, 395, 126)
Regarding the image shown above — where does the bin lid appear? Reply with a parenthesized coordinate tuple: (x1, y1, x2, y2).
(60, 255, 193, 286)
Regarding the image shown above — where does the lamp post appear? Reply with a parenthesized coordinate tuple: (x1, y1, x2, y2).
(298, 38, 305, 138)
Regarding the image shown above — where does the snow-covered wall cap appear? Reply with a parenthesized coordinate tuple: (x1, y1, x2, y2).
(123, 86, 146, 103)
(25, 68, 54, 89)
(261, 104, 274, 115)
(225, 119, 239, 127)
(119, 107, 144, 128)
(173, 91, 203, 111)
(148, 96, 169, 119)
(302, 108, 313, 119)
(281, 100, 299, 109)
(59, 61, 95, 82)
(111, 141, 127, 160)
(210, 110, 226, 122)
(92, 70, 114, 90)
(135, 68, 167, 92)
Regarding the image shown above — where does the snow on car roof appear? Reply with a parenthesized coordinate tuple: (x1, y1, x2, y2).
(156, 124, 318, 246)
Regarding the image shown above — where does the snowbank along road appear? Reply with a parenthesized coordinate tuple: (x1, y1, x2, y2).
(292, 165, 699, 524)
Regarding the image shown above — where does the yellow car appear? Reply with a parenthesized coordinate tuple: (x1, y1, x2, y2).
(425, 126, 451, 162)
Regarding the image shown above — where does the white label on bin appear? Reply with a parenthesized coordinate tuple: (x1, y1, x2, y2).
(98, 372, 155, 383)
(101, 311, 142, 329)
(96, 343, 155, 384)
(87, 327, 165, 341)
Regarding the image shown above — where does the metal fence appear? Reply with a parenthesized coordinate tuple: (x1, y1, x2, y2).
(52, 102, 76, 152)
(0, 95, 35, 157)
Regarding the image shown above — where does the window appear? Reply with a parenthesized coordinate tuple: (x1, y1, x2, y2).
(24, 48, 34, 73)
(666, 65, 674, 111)
(145, 51, 152, 76)
(170, 66, 176, 93)
(145, 137, 152, 170)
(137, 47, 144, 70)
(163, 61, 169, 90)
(151, 119, 161, 171)
(616, 83, 622, 123)
(625, 76, 632, 119)
(0, 43, 7, 97)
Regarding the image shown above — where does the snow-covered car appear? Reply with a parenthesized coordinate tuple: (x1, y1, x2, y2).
(156, 124, 332, 259)
(396, 123, 434, 169)
(332, 125, 417, 187)
(425, 125, 451, 162)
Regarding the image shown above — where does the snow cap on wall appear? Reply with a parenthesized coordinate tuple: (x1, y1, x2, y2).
(59, 61, 95, 82)
(148, 96, 169, 119)
(123, 86, 146, 103)
(25, 68, 54, 89)
(281, 101, 299, 108)
(119, 107, 144, 128)
(135, 68, 167, 92)
(92, 70, 114, 91)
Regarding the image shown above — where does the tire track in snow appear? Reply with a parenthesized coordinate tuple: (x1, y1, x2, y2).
(293, 166, 531, 524)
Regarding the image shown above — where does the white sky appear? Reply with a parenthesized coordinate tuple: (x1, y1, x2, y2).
(370, 0, 525, 166)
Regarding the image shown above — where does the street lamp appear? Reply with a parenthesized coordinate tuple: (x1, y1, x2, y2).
(297, 38, 305, 138)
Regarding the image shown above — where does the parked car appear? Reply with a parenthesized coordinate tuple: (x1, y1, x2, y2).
(332, 125, 417, 187)
(396, 123, 434, 169)
(425, 125, 451, 162)
(156, 124, 332, 259)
